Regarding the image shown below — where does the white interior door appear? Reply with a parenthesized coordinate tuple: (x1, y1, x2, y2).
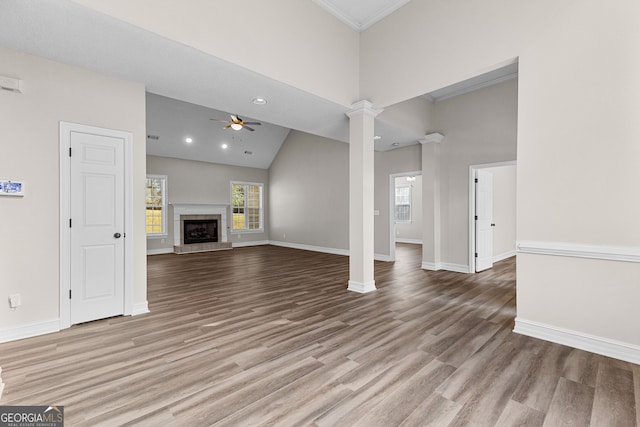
(475, 169, 494, 272)
(70, 130, 125, 324)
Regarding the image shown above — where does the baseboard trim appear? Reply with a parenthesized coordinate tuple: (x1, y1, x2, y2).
(232, 240, 269, 248)
(514, 318, 640, 365)
(375, 253, 393, 262)
(422, 262, 470, 274)
(347, 280, 377, 293)
(517, 241, 640, 263)
(396, 238, 423, 245)
(0, 319, 60, 343)
(147, 248, 173, 255)
(269, 241, 350, 257)
(132, 301, 150, 316)
(494, 250, 516, 263)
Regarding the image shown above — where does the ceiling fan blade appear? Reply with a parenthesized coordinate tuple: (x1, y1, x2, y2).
(224, 124, 232, 129)
(243, 122, 261, 125)
(210, 118, 229, 123)
(243, 126, 256, 131)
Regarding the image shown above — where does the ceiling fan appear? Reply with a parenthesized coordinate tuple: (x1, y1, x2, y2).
(210, 114, 261, 131)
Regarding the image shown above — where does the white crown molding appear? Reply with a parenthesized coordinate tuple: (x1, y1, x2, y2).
(514, 318, 640, 365)
(310, 0, 411, 32)
(419, 132, 445, 144)
(346, 100, 383, 119)
(429, 72, 518, 103)
(517, 241, 640, 263)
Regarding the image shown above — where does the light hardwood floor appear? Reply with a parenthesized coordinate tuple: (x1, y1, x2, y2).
(1, 244, 638, 426)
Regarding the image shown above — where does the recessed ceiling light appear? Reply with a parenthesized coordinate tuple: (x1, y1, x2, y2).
(392, 142, 400, 146)
(185, 137, 193, 143)
(373, 135, 382, 140)
(221, 143, 228, 149)
(252, 98, 267, 105)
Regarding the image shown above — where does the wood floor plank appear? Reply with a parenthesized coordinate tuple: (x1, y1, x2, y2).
(590, 363, 636, 426)
(0, 246, 637, 426)
(494, 400, 545, 427)
(512, 342, 575, 412)
(542, 377, 594, 427)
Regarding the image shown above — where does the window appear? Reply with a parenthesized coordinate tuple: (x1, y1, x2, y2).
(146, 175, 167, 236)
(231, 181, 263, 232)
(395, 185, 411, 222)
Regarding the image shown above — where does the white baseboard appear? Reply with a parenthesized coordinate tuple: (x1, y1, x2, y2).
(375, 253, 393, 262)
(347, 280, 377, 293)
(0, 319, 60, 343)
(269, 240, 350, 257)
(493, 250, 516, 263)
(514, 318, 640, 365)
(132, 301, 150, 316)
(517, 241, 640, 263)
(147, 248, 173, 255)
(396, 238, 423, 245)
(232, 240, 269, 248)
(422, 262, 470, 274)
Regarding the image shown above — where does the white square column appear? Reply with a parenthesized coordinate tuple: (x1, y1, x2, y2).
(420, 133, 444, 270)
(346, 100, 382, 293)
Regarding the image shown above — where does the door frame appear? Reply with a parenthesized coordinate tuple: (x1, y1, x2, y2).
(388, 170, 422, 262)
(59, 122, 133, 329)
(468, 160, 515, 273)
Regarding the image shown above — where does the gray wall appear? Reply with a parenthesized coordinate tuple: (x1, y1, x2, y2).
(267, 80, 516, 265)
(374, 145, 422, 257)
(0, 47, 147, 333)
(269, 130, 349, 251)
(146, 155, 270, 253)
(433, 79, 518, 267)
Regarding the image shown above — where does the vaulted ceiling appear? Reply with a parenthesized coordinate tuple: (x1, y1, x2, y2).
(0, 0, 515, 169)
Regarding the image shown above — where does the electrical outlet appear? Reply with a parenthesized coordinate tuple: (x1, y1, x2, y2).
(9, 293, 20, 309)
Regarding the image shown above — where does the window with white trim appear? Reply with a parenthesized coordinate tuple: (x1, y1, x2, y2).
(231, 181, 264, 232)
(145, 175, 167, 236)
(395, 185, 411, 222)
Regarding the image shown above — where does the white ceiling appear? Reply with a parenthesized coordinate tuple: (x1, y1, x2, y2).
(0, 0, 516, 169)
(311, 0, 412, 31)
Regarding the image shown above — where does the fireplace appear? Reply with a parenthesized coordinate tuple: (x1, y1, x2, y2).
(172, 206, 232, 254)
(183, 219, 218, 244)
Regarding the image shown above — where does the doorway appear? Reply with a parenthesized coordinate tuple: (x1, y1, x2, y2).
(389, 171, 422, 262)
(468, 161, 516, 273)
(59, 122, 134, 328)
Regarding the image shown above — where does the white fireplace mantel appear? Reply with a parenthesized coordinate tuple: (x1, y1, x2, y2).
(171, 203, 229, 247)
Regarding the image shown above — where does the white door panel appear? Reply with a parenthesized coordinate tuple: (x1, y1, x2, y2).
(70, 131, 125, 324)
(475, 170, 494, 272)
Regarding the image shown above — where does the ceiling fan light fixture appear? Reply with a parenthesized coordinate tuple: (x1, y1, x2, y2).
(230, 123, 243, 131)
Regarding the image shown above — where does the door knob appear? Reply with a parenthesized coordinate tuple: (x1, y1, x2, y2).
(114, 232, 122, 238)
